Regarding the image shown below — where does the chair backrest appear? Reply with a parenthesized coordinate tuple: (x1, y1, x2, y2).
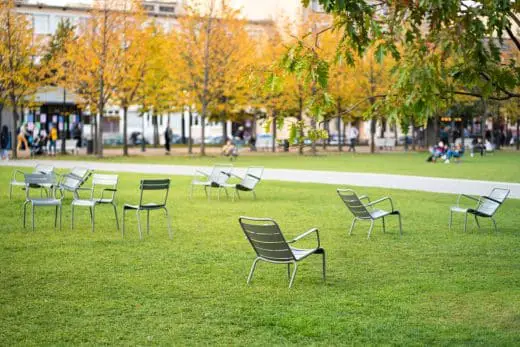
(60, 173, 84, 194)
(239, 166, 264, 190)
(138, 178, 170, 207)
(92, 174, 118, 200)
(209, 164, 232, 181)
(337, 189, 372, 219)
(70, 167, 90, 181)
(34, 164, 54, 175)
(477, 188, 510, 216)
(487, 188, 510, 204)
(239, 217, 295, 262)
(24, 173, 57, 199)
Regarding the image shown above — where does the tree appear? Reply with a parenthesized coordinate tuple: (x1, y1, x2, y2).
(43, 18, 76, 155)
(0, 0, 45, 159)
(65, 0, 124, 158)
(303, 0, 520, 121)
(113, 0, 147, 156)
(175, 0, 252, 155)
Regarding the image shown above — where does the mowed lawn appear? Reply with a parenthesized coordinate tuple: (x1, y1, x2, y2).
(1, 167, 520, 345)
(45, 150, 520, 183)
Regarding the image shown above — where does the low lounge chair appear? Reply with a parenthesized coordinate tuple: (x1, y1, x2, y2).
(222, 166, 264, 201)
(337, 188, 402, 239)
(449, 188, 510, 232)
(190, 164, 233, 200)
(238, 217, 326, 288)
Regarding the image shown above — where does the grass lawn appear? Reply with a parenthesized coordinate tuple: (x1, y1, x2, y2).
(43, 150, 520, 183)
(1, 166, 520, 345)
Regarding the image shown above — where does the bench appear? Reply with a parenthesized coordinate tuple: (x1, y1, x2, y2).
(374, 138, 396, 151)
(61, 139, 78, 155)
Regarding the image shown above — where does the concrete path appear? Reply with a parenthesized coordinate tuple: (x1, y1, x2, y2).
(1, 159, 519, 199)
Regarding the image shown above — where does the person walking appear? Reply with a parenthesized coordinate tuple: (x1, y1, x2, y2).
(16, 123, 29, 152)
(164, 125, 172, 155)
(347, 124, 359, 152)
(72, 123, 82, 153)
(49, 124, 58, 156)
(1, 125, 9, 160)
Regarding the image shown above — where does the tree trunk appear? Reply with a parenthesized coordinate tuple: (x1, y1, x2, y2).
(380, 118, 386, 138)
(181, 109, 186, 144)
(188, 106, 193, 154)
(222, 120, 227, 142)
(0, 104, 3, 128)
(481, 99, 487, 140)
(271, 112, 276, 153)
(370, 118, 376, 153)
(61, 89, 67, 155)
(140, 113, 146, 152)
(516, 118, 520, 151)
(411, 119, 416, 151)
(336, 99, 342, 152)
(123, 106, 128, 156)
(311, 117, 317, 156)
(97, 112, 103, 158)
(11, 100, 18, 159)
(200, 112, 206, 156)
(322, 119, 328, 150)
(152, 112, 159, 147)
(298, 97, 304, 155)
(433, 114, 439, 144)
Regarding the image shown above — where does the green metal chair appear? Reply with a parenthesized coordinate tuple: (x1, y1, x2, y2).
(22, 172, 62, 231)
(223, 166, 264, 201)
(122, 179, 172, 240)
(57, 167, 91, 196)
(71, 174, 119, 233)
(337, 188, 402, 239)
(238, 217, 325, 288)
(10, 164, 54, 199)
(449, 187, 510, 232)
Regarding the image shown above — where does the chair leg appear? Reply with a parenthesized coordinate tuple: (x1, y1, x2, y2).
(163, 207, 173, 239)
(289, 262, 298, 288)
(9, 184, 13, 200)
(146, 210, 150, 235)
(491, 218, 498, 232)
(23, 201, 28, 228)
(54, 205, 58, 228)
(112, 203, 120, 231)
(92, 205, 95, 233)
(247, 258, 261, 284)
(367, 220, 375, 239)
(32, 205, 35, 232)
(382, 217, 386, 233)
(59, 205, 62, 231)
(224, 187, 229, 199)
(217, 187, 221, 201)
(122, 208, 126, 238)
(397, 212, 403, 236)
(464, 212, 468, 233)
(136, 210, 142, 240)
(349, 218, 357, 236)
(474, 215, 480, 228)
(287, 263, 291, 279)
(252, 190, 256, 200)
(321, 250, 326, 281)
(204, 186, 208, 199)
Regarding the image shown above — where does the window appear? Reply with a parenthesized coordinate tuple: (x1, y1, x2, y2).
(159, 6, 175, 13)
(143, 4, 154, 12)
(33, 14, 50, 34)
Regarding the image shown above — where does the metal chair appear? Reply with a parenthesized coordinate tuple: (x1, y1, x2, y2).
(122, 179, 172, 240)
(223, 166, 264, 201)
(71, 174, 119, 233)
(238, 217, 325, 288)
(57, 167, 91, 195)
(22, 173, 62, 231)
(337, 188, 402, 239)
(10, 164, 54, 199)
(449, 187, 510, 232)
(190, 164, 233, 200)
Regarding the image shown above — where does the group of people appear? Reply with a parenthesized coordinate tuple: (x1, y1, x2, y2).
(427, 141, 465, 163)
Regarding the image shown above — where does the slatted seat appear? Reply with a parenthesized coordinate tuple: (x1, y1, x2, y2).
(449, 188, 510, 232)
(10, 164, 55, 199)
(22, 173, 62, 231)
(337, 188, 402, 239)
(123, 179, 172, 240)
(222, 166, 264, 201)
(71, 174, 119, 233)
(190, 164, 233, 200)
(239, 217, 326, 288)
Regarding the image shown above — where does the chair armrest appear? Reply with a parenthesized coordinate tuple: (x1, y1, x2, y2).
(100, 188, 117, 201)
(456, 194, 480, 207)
(288, 228, 320, 248)
(358, 195, 371, 203)
(366, 196, 394, 211)
(12, 169, 25, 182)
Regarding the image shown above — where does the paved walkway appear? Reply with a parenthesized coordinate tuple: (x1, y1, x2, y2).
(1, 159, 519, 199)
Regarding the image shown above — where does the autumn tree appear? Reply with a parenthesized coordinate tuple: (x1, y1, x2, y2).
(0, 0, 45, 159)
(175, 0, 253, 155)
(65, 0, 125, 157)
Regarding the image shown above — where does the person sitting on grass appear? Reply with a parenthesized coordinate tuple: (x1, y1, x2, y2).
(444, 143, 464, 164)
(426, 141, 446, 162)
(222, 139, 238, 160)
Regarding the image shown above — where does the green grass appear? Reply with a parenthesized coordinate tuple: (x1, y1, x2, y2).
(1, 167, 520, 345)
(43, 150, 520, 183)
